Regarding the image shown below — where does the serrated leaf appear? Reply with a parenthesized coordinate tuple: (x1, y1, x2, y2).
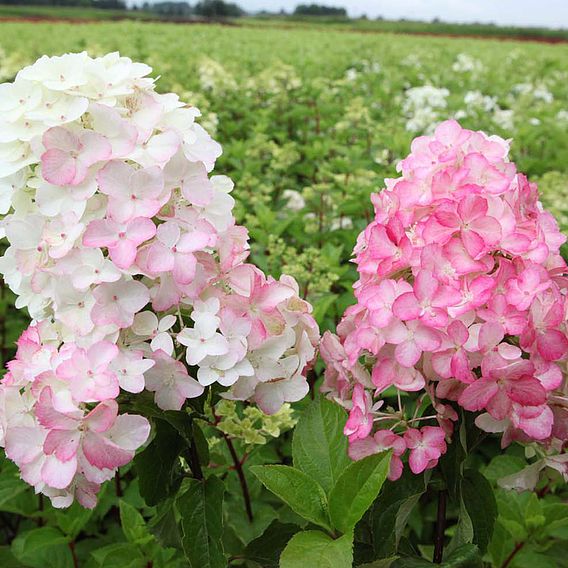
(280, 530, 353, 568)
(483, 455, 526, 483)
(488, 520, 513, 568)
(358, 558, 399, 568)
(250, 465, 331, 531)
(134, 419, 184, 507)
(148, 499, 182, 549)
(244, 521, 299, 567)
(393, 545, 481, 568)
(371, 469, 429, 558)
(178, 476, 226, 568)
(119, 500, 154, 545)
(329, 451, 390, 534)
(449, 495, 474, 553)
(443, 544, 482, 567)
(0, 546, 22, 568)
(90, 543, 146, 568)
(55, 501, 94, 539)
(543, 502, 568, 538)
(460, 470, 497, 554)
(292, 397, 350, 494)
(11, 527, 72, 568)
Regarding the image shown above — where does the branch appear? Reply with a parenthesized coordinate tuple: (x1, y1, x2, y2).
(433, 489, 447, 564)
(500, 541, 525, 568)
(223, 434, 253, 522)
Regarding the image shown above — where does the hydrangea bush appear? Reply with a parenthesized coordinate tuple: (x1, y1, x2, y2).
(0, 52, 318, 508)
(321, 119, 568, 483)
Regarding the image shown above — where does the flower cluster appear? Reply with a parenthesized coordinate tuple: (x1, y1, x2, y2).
(321, 120, 568, 481)
(0, 52, 318, 507)
(403, 85, 450, 134)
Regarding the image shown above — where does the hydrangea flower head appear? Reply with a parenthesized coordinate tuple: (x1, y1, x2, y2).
(322, 120, 568, 480)
(0, 52, 318, 508)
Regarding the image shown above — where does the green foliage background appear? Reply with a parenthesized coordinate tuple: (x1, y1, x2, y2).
(0, 19, 567, 567)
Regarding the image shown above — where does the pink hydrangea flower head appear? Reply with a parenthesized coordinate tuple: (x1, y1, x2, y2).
(320, 120, 568, 479)
(41, 126, 112, 186)
(0, 52, 319, 508)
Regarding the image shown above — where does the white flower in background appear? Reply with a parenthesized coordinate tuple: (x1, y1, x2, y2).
(493, 108, 515, 131)
(401, 53, 422, 68)
(456, 91, 515, 133)
(557, 110, 568, 123)
(198, 56, 237, 93)
(403, 86, 449, 134)
(512, 82, 554, 104)
(463, 90, 497, 112)
(345, 68, 358, 81)
(330, 217, 354, 231)
(452, 53, 483, 74)
(282, 189, 306, 211)
(363, 60, 381, 74)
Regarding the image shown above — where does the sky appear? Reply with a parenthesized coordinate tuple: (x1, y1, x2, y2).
(237, 0, 568, 29)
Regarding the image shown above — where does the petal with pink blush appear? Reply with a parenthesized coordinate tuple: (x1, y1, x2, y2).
(392, 292, 420, 320)
(84, 400, 118, 433)
(44, 429, 80, 462)
(506, 375, 546, 407)
(395, 340, 421, 367)
(41, 149, 76, 186)
(109, 240, 138, 269)
(459, 379, 499, 411)
(82, 432, 133, 470)
(537, 329, 568, 361)
(106, 414, 150, 451)
(41, 454, 77, 489)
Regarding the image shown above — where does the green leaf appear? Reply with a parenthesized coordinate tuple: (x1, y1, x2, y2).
(0, 461, 37, 516)
(55, 501, 94, 539)
(460, 470, 497, 554)
(244, 521, 299, 567)
(449, 495, 474, 553)
(280, 530, 353, 568)
(371, 469, 429, 558)
(543, 503, 568, 538)
(438, 432, 466, 501)
(178, 476, 226, 568)
(329, 451, 391, 534)
(250, 465, 331, 530)
(134, 419, 184, 506)
(443, 544, 482, 567)
(392, 545, 481, 568)
(224, 497, 278, 546)
(11, 527, 72, 568)
(192, 420, 210, 467)
(358, 558, 399, 568)
(148, 499, 182, 549)
(488, 521, 514, 568)
(119, 500, 154, 545)
(392, 558, 433, 568)
(0, 545, 24, 568)
(90, 543, 146, 568)
(292, 397, 351, 494)
(483, 455, 526, 483)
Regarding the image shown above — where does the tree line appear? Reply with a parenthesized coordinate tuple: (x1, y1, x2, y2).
(0, 0, 350, 19)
